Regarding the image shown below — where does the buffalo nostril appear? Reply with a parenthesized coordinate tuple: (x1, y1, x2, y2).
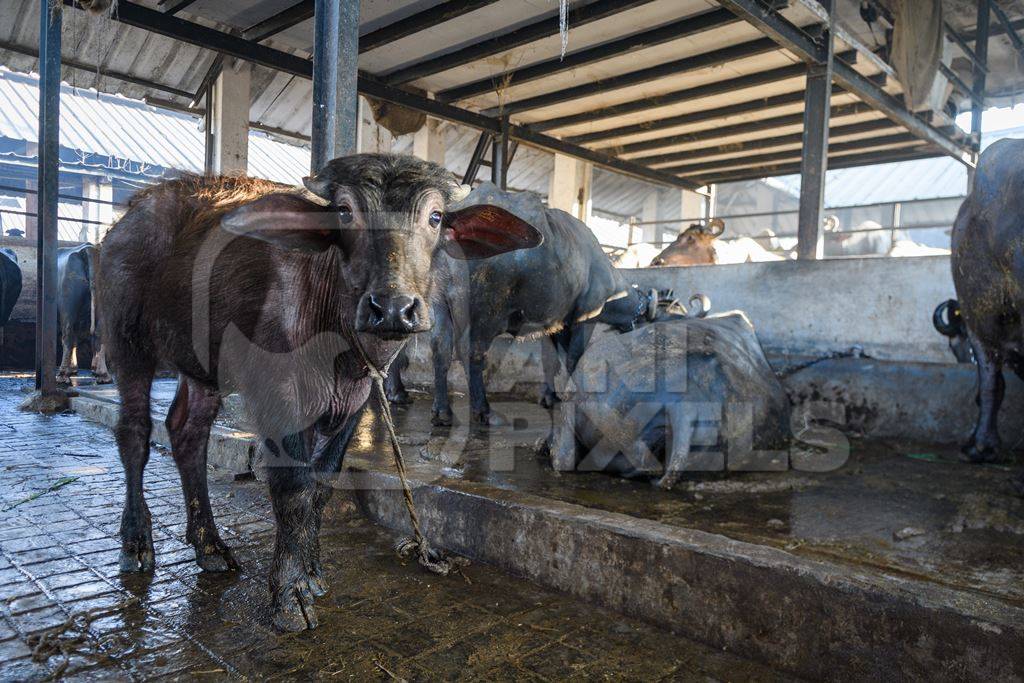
(399, 298, 420, 327)
(367, 294, 385, 326)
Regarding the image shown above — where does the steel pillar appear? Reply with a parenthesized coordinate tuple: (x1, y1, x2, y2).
(796, 5, 834, 260)
(311, 0, 359, 171)
(491, 118, 509, 189)
(971, 0, 990, 147)
(35, 0, 61, 395)
(462, 131, 491, 185)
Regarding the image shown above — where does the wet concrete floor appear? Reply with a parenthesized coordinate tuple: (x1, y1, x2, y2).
(0, 376, 784, 681)
(107, 377, 1024, 611)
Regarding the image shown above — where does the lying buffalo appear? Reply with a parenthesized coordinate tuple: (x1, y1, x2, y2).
(545, 312, 791, 488)
(97, 155, 541, 630)
(57, 244, 110, 384)
(949, 138, 1024, 494)
(390, 182, 659, 425)
(0, 248, 22, 330)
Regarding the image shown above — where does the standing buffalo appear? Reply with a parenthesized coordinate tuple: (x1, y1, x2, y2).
(57, 244, 110, 384)
(0, 248, 22, 330)
(97, 155, 541, 631)
(398, 182, 657, 426)
(949, 138, 1024, 494)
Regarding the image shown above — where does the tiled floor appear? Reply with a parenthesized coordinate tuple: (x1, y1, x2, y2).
(0, 376, 782, 681)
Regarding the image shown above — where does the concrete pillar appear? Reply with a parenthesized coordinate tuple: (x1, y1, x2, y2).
(82, 177, 113, 243)
(548, 153, 592, 223)
(681, 189, 703, 223)
(357, 97, 395, 153)
(207, 61, 251, 175)
(641, 190, 661, 244)
(413, 118, 445, 165)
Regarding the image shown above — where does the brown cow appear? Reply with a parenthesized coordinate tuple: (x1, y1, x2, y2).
(650, 218, 725, 266)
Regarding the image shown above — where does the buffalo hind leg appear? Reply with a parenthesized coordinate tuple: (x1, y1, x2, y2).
(166, 377, 238, 572)
(264, 410, 363, 632)
(963, 335, 1004, 463)
(56, 326, 76, 384)
(116, 364, 156, 572)
(539, 331, 566, 409)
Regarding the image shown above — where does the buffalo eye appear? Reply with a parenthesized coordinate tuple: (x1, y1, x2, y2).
(338, 205, 353, 225)
(429, 210, 443, 229)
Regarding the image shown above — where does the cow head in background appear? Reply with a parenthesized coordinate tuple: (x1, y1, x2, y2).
(649, 218, 725, 267)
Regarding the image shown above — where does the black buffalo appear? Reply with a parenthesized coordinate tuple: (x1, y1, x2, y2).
(390, 182, 657, 426)
(0, 248, 22, 330)
(57, 244, 111, 384)
(949, 138, 1024, 494)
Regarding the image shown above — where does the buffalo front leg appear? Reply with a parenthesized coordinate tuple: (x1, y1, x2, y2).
(166, 377, 237, 572)
(963, 336, 1004, 463)
(384, 348, 412, 406)
(115, 365, 156, 572)
(263, 410, 363, 633)
(430, 308, 456, 426)
(92, 343, 112, 384)
(468, 341, 505, 426)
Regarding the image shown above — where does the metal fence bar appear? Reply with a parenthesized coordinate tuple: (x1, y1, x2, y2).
(0, 183, 129, 208)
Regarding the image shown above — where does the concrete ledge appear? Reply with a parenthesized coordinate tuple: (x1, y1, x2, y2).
(71, 391, 1024, 680)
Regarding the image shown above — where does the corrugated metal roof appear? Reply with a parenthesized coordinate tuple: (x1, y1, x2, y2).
(0, 67, 310, 184)
(762, 126, 1024, 206)
(0, 0, 995, 191)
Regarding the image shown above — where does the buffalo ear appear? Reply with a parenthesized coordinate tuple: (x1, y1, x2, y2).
(441, 204, 543, 259)
(221, 193, 347, 252)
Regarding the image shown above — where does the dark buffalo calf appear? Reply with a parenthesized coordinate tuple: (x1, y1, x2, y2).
(950, 138, 1024, 494)
(97, 155, 541, 630)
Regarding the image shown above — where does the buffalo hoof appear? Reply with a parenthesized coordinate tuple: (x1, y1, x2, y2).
(94, 372, 113, 385)
(194, 537, 240, 573)
(431, 408, 454, 427)
(272, 577, 320, 632)
(960, 440, 1001, 464)
(119, 507, 154, 572)
(55, 371, 72, 385)
(538, 390, 561, 410)
(387, 390, 413, 406)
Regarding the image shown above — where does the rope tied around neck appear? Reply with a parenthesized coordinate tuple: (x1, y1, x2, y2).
(349, 333, 467, 577)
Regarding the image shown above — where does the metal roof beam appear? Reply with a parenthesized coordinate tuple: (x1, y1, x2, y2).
(989, 1, 1024, 63)
(599, 77, 883, 156)
(695, 147, 943, 184)
(63, 1, 694, 189)
(486, 35, 785, 116)
(160, 0, 198, 15)
(608, 101, 875, 160)
(380, 0, 656, 86)
(0, 39, 195, 99)
(436, 8, 741, 103)
(567, 57, 865, 144)
(244, 1, 315, 42)
(664, 132, 920, 175)
(713, 0, 972, 162)
(642, 117, 902, 165)
(360, 1, 501, 53)
(529, 61, 810, 131)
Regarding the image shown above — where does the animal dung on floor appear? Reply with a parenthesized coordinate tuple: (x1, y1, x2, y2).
(545, 312, 791, 489)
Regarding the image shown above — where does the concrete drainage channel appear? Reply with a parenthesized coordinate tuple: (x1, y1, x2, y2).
(70, 391, 1024, 680)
